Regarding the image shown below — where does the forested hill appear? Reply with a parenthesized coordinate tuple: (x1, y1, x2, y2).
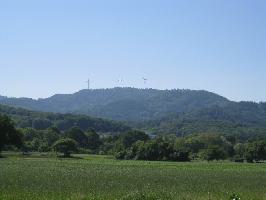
(141, 101, 266, 138)
(1, 88, 266, 137)
(0, 88, 229, 121)
(0, 104, 130, 133)
(186, 101, 266, 125)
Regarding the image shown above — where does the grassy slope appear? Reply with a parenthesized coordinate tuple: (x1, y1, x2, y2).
(0, 154, 266, 200)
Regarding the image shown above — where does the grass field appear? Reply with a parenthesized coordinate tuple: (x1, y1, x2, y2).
(0, 154, 266, 200)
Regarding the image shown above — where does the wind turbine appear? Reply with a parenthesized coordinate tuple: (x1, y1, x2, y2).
(142, 77, 148, 85)
(117, 77, 124, 87)
(87, 78, 90, 90)
(142, 77, 148, 89)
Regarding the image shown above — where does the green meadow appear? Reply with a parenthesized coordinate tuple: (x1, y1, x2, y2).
(0, 154, 266, 200)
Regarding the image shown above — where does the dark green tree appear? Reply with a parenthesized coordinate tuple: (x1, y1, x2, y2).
(245, 140, 266, 162)
(43, 128, 60, 147)
(199, 145, 226, 161)
(121, 130, 149, 148)
(86, 130, 101, 150)
(0, 115, 22, 155)
(21, 128, 40, 142)
(256, 140, 266, 161)
(65, 127, 88, 148)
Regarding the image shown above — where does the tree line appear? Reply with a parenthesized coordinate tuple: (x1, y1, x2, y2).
(113, 130, 266, 163)
(1, 114, 266, 162)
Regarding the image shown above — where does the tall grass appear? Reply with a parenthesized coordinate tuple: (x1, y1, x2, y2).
(0, 154, 265, 200)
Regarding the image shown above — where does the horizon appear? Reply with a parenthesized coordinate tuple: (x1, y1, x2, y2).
(0, 1, 265, 102)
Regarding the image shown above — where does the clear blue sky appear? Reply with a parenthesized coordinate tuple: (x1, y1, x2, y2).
(0, 0, 265, 101)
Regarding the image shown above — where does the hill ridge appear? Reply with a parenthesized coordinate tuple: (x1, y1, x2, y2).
(0, 87, 230, 121)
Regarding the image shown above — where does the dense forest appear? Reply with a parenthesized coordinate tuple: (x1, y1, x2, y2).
(0, 104, 130, 133)
(140, 101, 266, 138)
(2, 101, 266, 140)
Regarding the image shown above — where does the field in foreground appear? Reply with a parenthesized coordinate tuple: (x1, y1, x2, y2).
(0, 154, 266, 200)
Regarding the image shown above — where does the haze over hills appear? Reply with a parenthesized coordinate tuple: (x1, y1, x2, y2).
(0, 87, 230, 121)
(0, 87, 266, 137)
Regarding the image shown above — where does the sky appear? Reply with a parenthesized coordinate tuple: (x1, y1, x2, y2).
(0, 0, 265, 102)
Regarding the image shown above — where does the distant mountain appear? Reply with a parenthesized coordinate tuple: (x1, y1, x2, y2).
(0, 88, 230, 121)
(0, 104, 130, 133)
